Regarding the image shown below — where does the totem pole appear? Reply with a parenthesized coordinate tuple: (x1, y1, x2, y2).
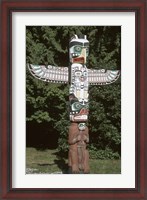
(28, 34, 120, 174)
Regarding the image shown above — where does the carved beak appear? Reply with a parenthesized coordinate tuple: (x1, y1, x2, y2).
(73, 48, 87, 64)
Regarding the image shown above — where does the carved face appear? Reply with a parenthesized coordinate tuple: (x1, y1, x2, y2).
(69, 63, 88, 102)
(73, 64, 88, 83)
(69, 94, 89, 122)
(74, 67, 88, 82)
(69, 35, 89, 64)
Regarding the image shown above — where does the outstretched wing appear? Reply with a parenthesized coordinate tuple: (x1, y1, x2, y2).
(88, 69, 120, 85)
(28, 64, 69, 84)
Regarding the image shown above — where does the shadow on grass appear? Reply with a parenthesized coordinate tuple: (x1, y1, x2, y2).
(54, 159, 68, 174)
(38, 163, 55, 166)
(53, 151, 69, 174)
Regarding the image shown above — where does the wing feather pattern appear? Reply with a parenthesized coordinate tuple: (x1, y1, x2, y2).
(88, 69, 120, 85)
(28, 64, 69, 84)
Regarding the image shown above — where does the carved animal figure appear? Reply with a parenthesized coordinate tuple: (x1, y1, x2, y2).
(68, 122, 89, 173)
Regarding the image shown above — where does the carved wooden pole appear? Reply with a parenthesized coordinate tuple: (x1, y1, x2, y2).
(68, 35, 90, 173)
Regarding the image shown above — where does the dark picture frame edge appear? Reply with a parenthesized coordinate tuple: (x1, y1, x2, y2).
(0, 0, 146, 199)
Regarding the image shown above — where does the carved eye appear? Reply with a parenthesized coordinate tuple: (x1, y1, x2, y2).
(74, 46, 82, 53)
(71, 102, 83, 111)
(83, 71, 88, 76)
(75, 71, 82, 77)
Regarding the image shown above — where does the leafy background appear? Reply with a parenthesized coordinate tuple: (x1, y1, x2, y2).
(26, 26, 121, 160)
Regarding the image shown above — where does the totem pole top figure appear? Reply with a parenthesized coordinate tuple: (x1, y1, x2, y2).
(69, 34, 89, 65)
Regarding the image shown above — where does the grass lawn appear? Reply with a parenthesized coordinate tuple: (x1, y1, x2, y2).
(26, 147, 121, 174)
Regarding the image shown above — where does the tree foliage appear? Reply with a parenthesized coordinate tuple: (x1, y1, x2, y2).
(26, 26, 121, 159)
